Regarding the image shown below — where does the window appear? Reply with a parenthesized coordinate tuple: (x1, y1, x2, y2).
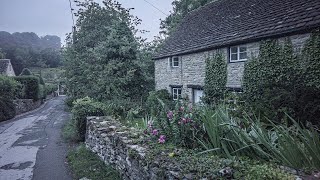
(230, 46, 247, 62)
(193, 89, 204, 104)
(172, 87, 182, 100)
(169, 56, 179, 67)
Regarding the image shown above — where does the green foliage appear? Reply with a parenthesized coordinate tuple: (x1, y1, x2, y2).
(199, 105, 320, 170)
(19, 68, 33, 76)
(0, 31, 62, 74)
(45, 83, 57, 95)
(71, 97, 108, 141)
(147, 100, 205, 148)
(243, 39, 300, 122)
(0, 76, 20, 121)
(13, 76, 40, 100)
(244, 164, 295, 180)
(243, 32, 320, 125)
(0, 48, 5, 58)
(67, 144, 120, 180)
(64, 1, 153, 118)
(38, 84, 46, 100)
(204, 53, 227, 104)
(146, 142, 294, 179)
(297, 30, 320, 124)
(62, 119, 78, 142)
(145, 89, 174, 117)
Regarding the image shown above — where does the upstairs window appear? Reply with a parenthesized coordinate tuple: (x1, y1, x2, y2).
(169, 56, 179, 67)
(230, 46, 247, 62)
(172, 87, 182, 100)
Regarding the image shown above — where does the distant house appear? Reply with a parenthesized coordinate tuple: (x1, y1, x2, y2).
(0, 59, 16, 76)
(153, 0, 320, 103)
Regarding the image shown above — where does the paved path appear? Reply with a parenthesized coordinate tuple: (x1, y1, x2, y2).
(0, 96, 73, 180)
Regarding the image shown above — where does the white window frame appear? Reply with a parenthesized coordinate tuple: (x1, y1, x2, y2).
(168, 56, 180, 67)
(229, 46, 247, 62)
(172, 87, 182, 100)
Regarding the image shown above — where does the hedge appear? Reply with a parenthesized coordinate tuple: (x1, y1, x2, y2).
(0, 76, 20, 122)
(14, 76, 40, 100)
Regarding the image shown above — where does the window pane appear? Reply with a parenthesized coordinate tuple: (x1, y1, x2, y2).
(173, 59, 179, 66)
(231, 54, 238, 61)
(240, 52, 247, 60)
(239, 47, 247, 52)
(230, 47, 238, 53)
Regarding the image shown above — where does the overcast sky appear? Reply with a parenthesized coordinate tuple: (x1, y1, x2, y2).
(0, 0, 173, 43)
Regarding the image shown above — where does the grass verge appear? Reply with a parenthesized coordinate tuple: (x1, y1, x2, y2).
(67, 144, 121, 180)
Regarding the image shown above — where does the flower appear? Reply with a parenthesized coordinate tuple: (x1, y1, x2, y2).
(152, 129, 158, 136)
(167, 111, 173, 119)
(179, 106, 185, 112)
(181, 118, 187, 124)
(168, 152, 175, 157)
(158, 135, 166, 144)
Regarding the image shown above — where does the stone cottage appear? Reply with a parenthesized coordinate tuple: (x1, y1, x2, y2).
(153, 0, 320, 103)
(0, 59, 16, 76)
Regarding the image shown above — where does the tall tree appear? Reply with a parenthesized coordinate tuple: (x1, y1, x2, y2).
(64, 0, 150, 105)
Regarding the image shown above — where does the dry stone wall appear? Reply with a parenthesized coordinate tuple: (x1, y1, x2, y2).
(85, 116, 193, 180)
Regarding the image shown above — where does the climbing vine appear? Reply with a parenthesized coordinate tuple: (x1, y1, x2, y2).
(243, 30, 320, 125)
(203, 53, 227, 104)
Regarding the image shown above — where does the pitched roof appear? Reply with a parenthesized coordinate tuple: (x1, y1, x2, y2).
(154, 0, 320, 59)
(0, 59, 10, 74)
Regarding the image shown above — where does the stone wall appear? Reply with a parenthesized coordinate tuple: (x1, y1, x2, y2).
(14, 99, 42, 115)
(155, 33, 310, 99)
(86, 116, 190, 180)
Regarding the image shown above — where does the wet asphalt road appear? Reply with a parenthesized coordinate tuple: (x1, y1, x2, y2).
(0, 96, 73, 180)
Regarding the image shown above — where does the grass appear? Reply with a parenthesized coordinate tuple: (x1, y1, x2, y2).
(67, 144, 121, 180)
(62, 118, 80, 142)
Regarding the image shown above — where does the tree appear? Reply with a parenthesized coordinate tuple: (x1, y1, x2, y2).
(64, 0, 152, 110)
(0, 48, 5, 59)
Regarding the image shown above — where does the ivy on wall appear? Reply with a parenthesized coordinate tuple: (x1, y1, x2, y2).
(243, 30, 320, 125)
(204, 53, 227, 104)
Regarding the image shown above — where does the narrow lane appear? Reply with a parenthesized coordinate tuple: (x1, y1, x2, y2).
(0, 96, 72, 180)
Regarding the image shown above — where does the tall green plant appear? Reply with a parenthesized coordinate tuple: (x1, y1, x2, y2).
(243, 39, 301, 122)
(204, 53, 227, 104)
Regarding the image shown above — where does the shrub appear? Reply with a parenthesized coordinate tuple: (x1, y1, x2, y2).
(203, 53, 227, 105)
(243, 39, 301, 123)
(14, 76, 40, 100)
(147, 100, 205, 148)
(19, 68, 33, 76)
(38, 84, 46, 100)
(45, 83, 57, 95)
(145, 89, 174, 117)
(0, 76, 20, 122)
(72, 97, 108, 141)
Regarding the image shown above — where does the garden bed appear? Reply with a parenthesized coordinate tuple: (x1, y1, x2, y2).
(85, 116, 301, 180)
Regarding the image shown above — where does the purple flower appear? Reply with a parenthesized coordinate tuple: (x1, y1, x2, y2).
(167, 111, 173, 119)
(152, 129, 158, 136)
(158, 135, 166, 144)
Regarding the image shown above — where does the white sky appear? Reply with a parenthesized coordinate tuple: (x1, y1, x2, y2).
(0, 0, 173, 43)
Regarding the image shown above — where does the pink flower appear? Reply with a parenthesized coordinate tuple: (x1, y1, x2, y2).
(182, 118, 187, 124)
(158, 135, 166, 144)
(167, 111, 173, 119)
(152, 129, 158, 136)
(179, 106, 185, 112)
